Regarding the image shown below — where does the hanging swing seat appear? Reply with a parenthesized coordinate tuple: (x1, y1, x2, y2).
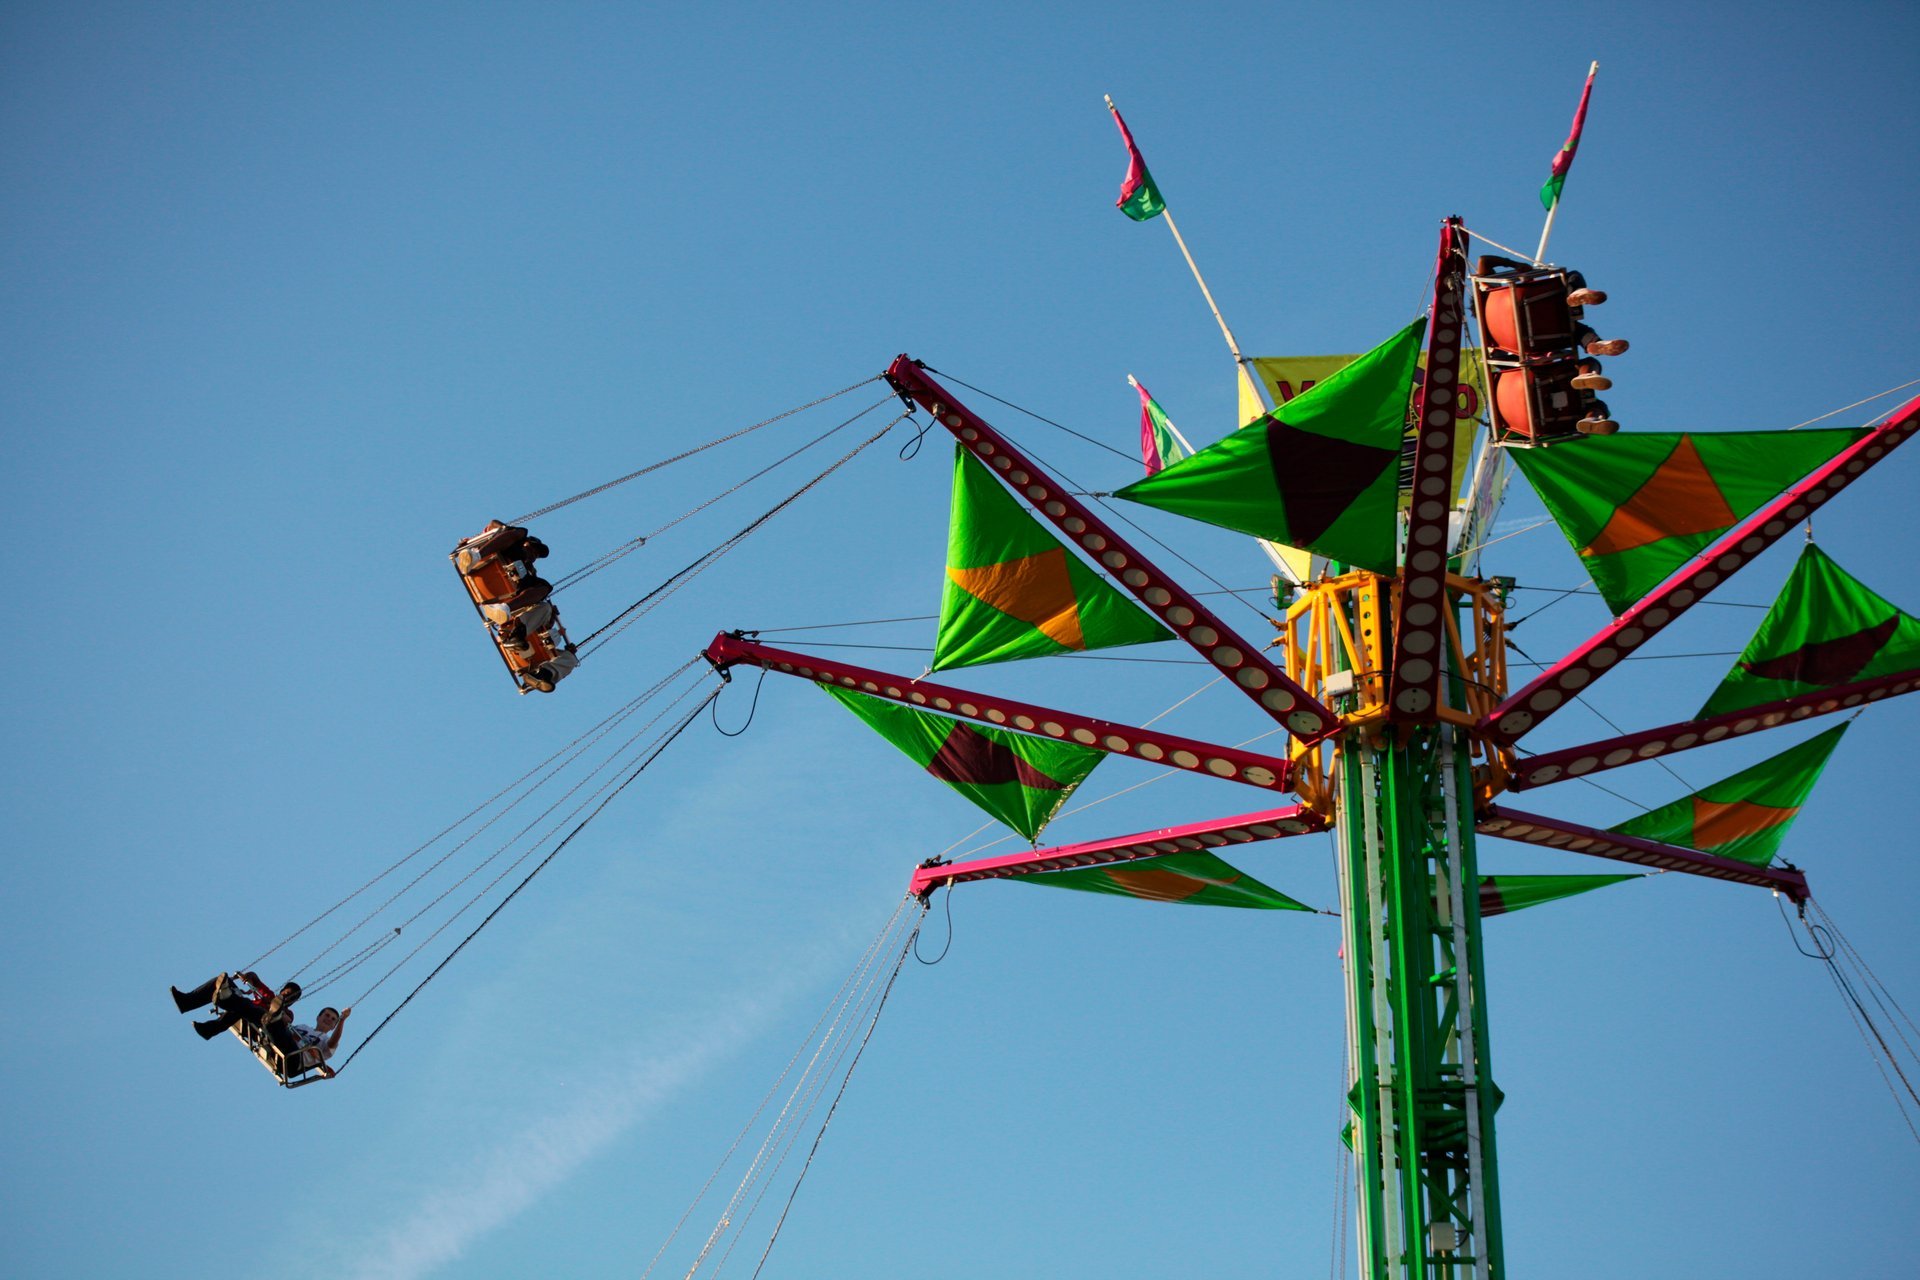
(1472, 259, 1609, 444)
(218, 973, 330, 1088)
(1473, 262, 1579, 357)
(1491, 363, 1585, 442)
(452, 521, 569, 694)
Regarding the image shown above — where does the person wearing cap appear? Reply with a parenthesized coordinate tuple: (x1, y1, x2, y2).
(170, 972, 303, 1052)
(456, 521, 549, 574)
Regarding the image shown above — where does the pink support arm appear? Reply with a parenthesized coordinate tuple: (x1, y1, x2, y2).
(704, 633, 1297, 792)
(1479, 806, 1809, 901)
(883, 356, 1342, 743)
(1388, 218, 1470, 721)
(1502, 667, 1920, 792)
(1480, 392, 1920, 745)
(908, 804, 1327, 897)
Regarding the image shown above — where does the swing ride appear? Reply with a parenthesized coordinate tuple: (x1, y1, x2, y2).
(171, 66, 1920, 1280)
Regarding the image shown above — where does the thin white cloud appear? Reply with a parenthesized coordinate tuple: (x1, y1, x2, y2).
(332, 974, 805, 1280)
(303, 718, 903, 1280)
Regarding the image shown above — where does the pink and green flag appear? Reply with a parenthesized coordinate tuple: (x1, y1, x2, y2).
(1509, 428, 1866, 615)
(1479, 873, 1638, 917)
(1020, 850, 1309, 910)
(1133, 377, 1190, 475)
(934, 448, 1169, 671)
(1610, 724, 1847, 866)
(1540, 65, 1596, 211)
(1108, 102, 1165, 222)
(1699, 544, 1920, 718)
(822, 685, 1103, 842)
(1113, 318, 1426, 574)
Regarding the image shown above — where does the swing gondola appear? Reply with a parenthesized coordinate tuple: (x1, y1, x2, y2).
(452, 520, 578, 694)
(212, 973, 332, 1088)
(443, 376, 899, 695)
(1472, 255, 1624, 442)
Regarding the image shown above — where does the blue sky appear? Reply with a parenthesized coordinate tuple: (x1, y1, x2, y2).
(5, 3, 1917, 1277)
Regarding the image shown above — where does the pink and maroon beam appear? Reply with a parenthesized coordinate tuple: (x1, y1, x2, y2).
(908, 804, 1328, 897)
(703, 632, 1299, 793)
(1480, 392, 1920, 745)
(1500, 666, 1920, 792)
(1388, 217, 1470, 722)
(1478, 806, 1809, 901)
(883, 356, 1342, 744)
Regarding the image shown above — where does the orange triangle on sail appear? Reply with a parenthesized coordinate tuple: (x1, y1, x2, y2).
(948, 547, 1086, 650)
(1583, 436, 1738, 559)
(1691, 797, 1797, 849)
(1105, 865, 1234, 903)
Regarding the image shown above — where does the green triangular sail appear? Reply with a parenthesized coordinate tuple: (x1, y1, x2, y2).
(821, 685, 1102, 841)
(1609, 725, 1847, 866)
(1700, 544, 1920, 718)
(1017, 850, 1310, 910)
(933, 448, 1169, 671)
(1509, 429, 1865, 615)
(1478, 874, 1639, 917)
(1112, 319, 1426, 574)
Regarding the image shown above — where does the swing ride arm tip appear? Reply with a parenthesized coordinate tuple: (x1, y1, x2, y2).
(880, 355, 1343, 746)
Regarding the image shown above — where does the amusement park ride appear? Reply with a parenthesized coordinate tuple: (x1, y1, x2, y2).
(682, 222, 1920, 1276)
(202, 75, 1919, 1280)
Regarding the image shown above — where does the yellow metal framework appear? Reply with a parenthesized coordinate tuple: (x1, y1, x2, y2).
(1280, 572, 1512, 810)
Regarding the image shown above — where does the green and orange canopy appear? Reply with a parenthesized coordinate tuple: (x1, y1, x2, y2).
(1610, 724, 1847, 866)
(934, 448, 1169, 671)
(1511, 429, 1865, 615)
(1009, 857, 1635, 918)
(1018, 849, 1309, 910)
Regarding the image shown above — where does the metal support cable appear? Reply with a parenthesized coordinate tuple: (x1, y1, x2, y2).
(319, 675, 715, 998)
(508, 376, 883, 524)
(253, 666, 697, 977)
(331, 686, 719, 1075)
(1813, 900, 1920, 1047)
(920, 366, 1140, 465)
(709, 918, 907, 1278)
(1820, 956, 1920, 1145)
(677, 902, 916, 1279)
(745, 904, 924, 1279)
(640, 895, 914, 1280)
(1779, 897, 1920, 1146)
(577, 412, 909, 655)
(550, 394, 894, 595)
(287, 660, 702, 982)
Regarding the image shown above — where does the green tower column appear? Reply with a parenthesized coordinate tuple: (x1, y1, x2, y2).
(1333, 592, 1504, 1276)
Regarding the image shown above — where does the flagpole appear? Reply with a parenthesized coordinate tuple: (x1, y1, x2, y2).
(1535, 62, 1598, 263)
(1164, 208, 1249, 367)
(1108, 95, 1303, 585)
(1532, 198, 1561, 266)
(1105, 95, 1258, 384)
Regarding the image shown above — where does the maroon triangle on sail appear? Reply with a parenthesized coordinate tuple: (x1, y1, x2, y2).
(1266, 421, 1399, 546)
(1739, 615, 1898, 686)
(925, 722, 1067, 790)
